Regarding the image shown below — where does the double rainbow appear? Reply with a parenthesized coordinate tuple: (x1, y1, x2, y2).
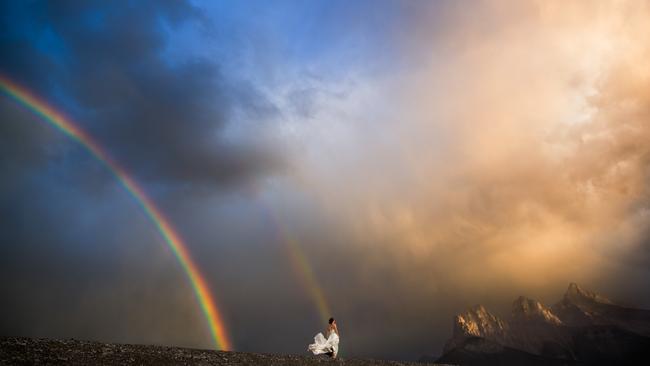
(0, 74, 232, 351)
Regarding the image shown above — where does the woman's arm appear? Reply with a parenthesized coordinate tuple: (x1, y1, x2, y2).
(334, 324, 339, 335)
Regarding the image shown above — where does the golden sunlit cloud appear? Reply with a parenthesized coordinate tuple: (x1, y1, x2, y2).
(274, 0, 650, 296)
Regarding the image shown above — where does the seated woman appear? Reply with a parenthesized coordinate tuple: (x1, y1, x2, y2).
(308, 317, 340, 358)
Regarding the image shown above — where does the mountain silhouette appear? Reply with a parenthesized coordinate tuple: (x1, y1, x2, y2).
(437, 283, 650, 365)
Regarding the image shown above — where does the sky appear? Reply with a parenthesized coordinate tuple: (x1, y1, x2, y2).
(1, 0, 650, 361)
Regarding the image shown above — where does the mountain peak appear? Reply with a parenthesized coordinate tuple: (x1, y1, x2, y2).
(455, 305, 508, 337)
(566, 283, 585, 297)
(511, 296, 563, 325)
(444, 304, 512, 354)
(564, 283, 613, 305)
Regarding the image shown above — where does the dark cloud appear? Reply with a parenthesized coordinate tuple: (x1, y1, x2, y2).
(0, 0, 282, 354)
(1, 0, 280, 189)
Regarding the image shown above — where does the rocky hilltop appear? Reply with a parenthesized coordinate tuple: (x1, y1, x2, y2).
(437, 283, 650, 365)
(0, 337, 449, 366)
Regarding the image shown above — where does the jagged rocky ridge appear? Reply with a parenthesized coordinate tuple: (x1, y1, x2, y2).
(438, 283, 650, 365)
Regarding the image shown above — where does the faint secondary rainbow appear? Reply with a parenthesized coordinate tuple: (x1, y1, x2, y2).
(0, 74, 232, 351)
(262, 205, 331, 324)
(284, 229, 332, 325)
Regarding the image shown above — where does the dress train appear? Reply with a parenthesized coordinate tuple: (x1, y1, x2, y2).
(308, 331, 339, 357)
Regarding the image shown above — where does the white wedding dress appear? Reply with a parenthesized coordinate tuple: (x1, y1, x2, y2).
(308, 329, 339, 357)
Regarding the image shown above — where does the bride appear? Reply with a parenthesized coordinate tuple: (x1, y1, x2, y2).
(308, 317, 340, 358)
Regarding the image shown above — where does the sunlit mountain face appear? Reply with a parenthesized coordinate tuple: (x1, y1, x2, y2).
(1, 0, 649, 361)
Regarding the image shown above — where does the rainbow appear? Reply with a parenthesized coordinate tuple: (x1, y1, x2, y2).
(0, 74, 232, 351)
(264, 208, 331, 324)
(285, 231, 332, 324)
(264, 208, 339, 355)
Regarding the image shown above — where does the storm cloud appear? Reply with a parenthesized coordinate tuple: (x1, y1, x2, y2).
(0, 0, 280, 189)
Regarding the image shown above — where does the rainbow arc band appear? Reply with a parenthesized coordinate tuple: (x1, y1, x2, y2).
(263, 207, 331, 324)
(0, 74, 232, 351)
(285, 232, 332, 324)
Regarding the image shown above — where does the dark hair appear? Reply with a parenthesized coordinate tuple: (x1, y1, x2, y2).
(329, 317, 335, 324)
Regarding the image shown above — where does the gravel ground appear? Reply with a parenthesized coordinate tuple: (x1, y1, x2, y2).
(0, 337, 448, 365)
